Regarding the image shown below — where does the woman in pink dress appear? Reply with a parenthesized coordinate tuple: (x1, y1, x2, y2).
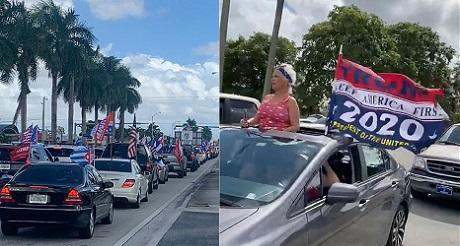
(241, 64, 300, 132)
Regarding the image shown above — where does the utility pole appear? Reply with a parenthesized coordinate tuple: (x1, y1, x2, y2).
(262, 0, 285, 98)
(41, 97, 48, 143)
(220, 0, 230, 92)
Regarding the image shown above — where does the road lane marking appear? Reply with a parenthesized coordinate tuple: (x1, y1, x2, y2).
(113, 160, 217, 246)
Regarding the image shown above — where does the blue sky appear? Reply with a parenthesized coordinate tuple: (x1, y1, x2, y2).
(73, 0, 218, 64)
(0, 0, 219, 140)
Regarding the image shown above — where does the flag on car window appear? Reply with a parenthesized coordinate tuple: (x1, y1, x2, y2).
(70, 146, 90, 165)
(10, 144, 31, 162)
(327, 55, 449, 153)
(174, 139, 183, 163)
(128, 126, 138, 159)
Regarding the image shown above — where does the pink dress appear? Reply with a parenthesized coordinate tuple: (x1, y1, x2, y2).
(256, 96, 291, 131)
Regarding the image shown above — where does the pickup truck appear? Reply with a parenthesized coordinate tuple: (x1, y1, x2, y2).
(410, 123, 460, 200)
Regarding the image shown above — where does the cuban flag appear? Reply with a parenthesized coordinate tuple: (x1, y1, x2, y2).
(70, 146, 91, 165)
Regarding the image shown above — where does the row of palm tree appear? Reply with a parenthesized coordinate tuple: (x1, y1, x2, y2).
(0, 0, 141, 143)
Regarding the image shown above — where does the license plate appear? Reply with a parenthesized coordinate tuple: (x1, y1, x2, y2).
(28, 194, 49, 204)
(0, 164, 10, 170)
(436, 185, 453, 196)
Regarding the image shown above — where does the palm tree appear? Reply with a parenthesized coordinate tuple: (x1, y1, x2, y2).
(0, 1, 40, 132)
(33, 1, 95, 143)
(118, 87, 141, 143)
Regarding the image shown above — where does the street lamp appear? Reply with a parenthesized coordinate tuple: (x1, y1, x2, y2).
(151, 111, 161, 138)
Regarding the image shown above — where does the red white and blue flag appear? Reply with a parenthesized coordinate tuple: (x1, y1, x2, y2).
(327, 56, 449, 153)
(90, 112, 115, 143)
(70, 146, 91, 165)
(128, 126, 138, 159)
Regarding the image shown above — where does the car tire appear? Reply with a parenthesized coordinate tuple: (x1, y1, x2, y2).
(183, 168, 187, 176)
(386, 205, 407, 246)
(148, 180, 153, 194)
(101, 203, 114, 224)
(153, 175, 159, 190)
(79, 209, 95, 239)
(411, 189, 426, 199)
(132, 192, 141, 208)
(1, 222, 18, 236)
(141, 189, 148, 202)
(177, 170, 184, 178)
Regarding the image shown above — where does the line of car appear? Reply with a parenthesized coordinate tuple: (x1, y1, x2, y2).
(0, 142, 218, 239)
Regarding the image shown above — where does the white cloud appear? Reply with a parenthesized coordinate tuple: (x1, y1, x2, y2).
(227, 0, 459, 52)
(193, 41, 219, 58)
(22, 0, 74, 9)
(100, 43, 113, 56)
(0, 55, 219, 140)
(87, 0, 144, 20)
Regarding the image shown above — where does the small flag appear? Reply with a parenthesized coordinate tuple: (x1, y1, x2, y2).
(155, 136, 164, 153)
(128, 126, 138, 159)
(21, 125, 33, 144)
(174, 139, 183, 163)
(10, 144, 31, 161)
(70, 146, 90, 165)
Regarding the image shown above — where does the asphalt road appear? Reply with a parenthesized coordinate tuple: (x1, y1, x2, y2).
(0, 158, 219, 246)
(388, 148, 460, 246)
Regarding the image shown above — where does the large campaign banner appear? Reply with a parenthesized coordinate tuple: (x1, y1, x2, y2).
(328, 56, 449, 153)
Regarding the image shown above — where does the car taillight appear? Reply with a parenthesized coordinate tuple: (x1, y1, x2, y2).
(122, 179, 135, 188)
(64, 188, 83, 205)
(146, 164, 152, 171)
(0, 186, 15, 203)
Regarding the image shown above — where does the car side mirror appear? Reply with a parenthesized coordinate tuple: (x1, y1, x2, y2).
(54, 157, 59, 162)
(102, 181, 114, 189)
(326, 183, 359, 204)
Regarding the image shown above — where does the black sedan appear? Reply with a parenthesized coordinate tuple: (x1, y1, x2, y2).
(0, 163, 114, 238)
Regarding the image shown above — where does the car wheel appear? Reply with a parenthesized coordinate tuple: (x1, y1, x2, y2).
(132, 192, 141, 208)
(386, 205, 407, 246)
(177, 170, 184, 178)
(411, 189, 426, 199)
(141, 189, 148, 202)
(79, 209, 95, 239)
(148, 180, 153, 194)
(101, 203, 114, 224)
(184, 168, 187, 176)
(1, 222, 18, 236)
(153, 175, 159, 190)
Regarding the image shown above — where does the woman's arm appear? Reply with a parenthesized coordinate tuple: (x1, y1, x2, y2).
(283, 97, 300, 132)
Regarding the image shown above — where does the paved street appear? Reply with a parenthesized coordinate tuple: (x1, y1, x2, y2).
(0, 159, 218, 246)
(388, 149, 460, 246)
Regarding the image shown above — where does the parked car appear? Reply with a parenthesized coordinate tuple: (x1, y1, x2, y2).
(156, 157, 169, 184)
(0, 163, 114, 238)
(162, 153, 187, 178)
(0, 143, 56, 180)
(94, 158, 148, 208)
(46, 145, 80, 163)
(410, 123, 460, 200)
(220, 93, 260, 125)
(182, 144, 199, 172)
(101, 143, 159, 194)
(219, 127, 411, 246)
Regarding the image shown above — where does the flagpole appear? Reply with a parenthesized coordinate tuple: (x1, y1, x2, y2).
(325, 44, 343, 136)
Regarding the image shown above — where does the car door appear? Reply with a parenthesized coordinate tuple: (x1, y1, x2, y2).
(349, 144, 399, 246)
(92, 167, 113, 215)
(87, 166, 106, 221)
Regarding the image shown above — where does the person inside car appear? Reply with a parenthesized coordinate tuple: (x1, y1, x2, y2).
(240, 64, 300, 132)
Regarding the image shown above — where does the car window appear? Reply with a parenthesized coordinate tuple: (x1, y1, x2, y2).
(87, 168, 97, 185)
(30, 148, 41, 161)
(133, 161, 142, 174)
(228, 99, 258, 124)
(14, 165, 83, 186)
(220, 98, 225, 123)
(0, 149, 11, 161)
(44, 148, 53, 161)
(305, 171, 322, 205)
(46, 148, 74, 157)
(36, 147, 50, 161)
(360, 145, 388, 178)
(137, 146, 148, 165)
(92, 168, 104, 184)
(95, 160, 132, 173)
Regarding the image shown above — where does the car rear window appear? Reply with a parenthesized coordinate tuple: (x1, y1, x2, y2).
(102, 144, 129, 159)
(0, 149, 11, 161)
(47, 148, 74, 157)
(13, 165, 83, 186)
(95, 160, 132, 172)
(228, 99, 258, 124)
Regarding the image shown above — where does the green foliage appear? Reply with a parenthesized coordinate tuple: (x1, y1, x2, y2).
(223, 32, 297, 99)
(202, 126, 212, 142)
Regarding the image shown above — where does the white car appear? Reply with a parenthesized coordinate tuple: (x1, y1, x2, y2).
(94, 158, 149, 208)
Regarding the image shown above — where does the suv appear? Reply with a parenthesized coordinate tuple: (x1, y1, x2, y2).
(0, 144, 56, 187)
(182, 144, 199, 172)
(219, 127, 411, 246)
(220, 93, 260, 125)
(101, 143, 159, 194)
(410, 124, 460, 200)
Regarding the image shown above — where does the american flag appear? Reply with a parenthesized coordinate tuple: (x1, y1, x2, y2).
(128, 126, 138, 159)
(90, 112, 115, 143)
(155, 136, 164, 153)
(21, 125, 33, 144)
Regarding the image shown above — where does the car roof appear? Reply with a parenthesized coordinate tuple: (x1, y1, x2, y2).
(46, 145, 78, 149)
(94, 158, 131, 162)
(220, 93, 261, 106)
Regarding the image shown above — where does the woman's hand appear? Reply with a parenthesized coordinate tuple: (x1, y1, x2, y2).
(240, 118, 250, 128)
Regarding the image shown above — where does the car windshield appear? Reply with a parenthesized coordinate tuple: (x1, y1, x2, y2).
(95, 160, 132, 172)
(47, 148, 74, 157)
(437, 125, 460, 145)
(13, 165, 83, 186)
(220, 129, 322, 208)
